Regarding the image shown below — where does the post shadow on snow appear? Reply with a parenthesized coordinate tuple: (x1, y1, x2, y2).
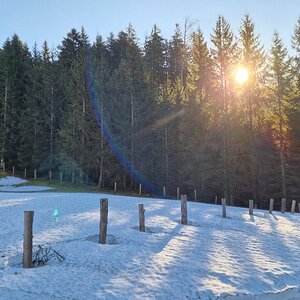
(101, 223, 211, 299)
(237, 212, 297, 292)
(100, 200, 249, 298)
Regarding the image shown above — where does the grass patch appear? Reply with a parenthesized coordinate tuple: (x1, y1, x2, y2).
(21, 178, 146, 197)
(0, 171, 8, 178)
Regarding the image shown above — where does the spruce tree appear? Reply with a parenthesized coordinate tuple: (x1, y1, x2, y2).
(211, 16, 238, 204)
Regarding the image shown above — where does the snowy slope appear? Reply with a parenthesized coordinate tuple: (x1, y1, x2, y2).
(0, 187, 299, 299)
(0, 176, 53, 192)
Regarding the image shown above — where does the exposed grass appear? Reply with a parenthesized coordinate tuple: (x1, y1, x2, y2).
(0, 171, 8, 178)
(20, 178, 146, 197)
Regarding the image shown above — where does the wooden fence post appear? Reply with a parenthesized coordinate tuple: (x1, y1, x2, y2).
(222, 198, 227, 218)
(291, 200, 296, 214)
(139, 183, 142, 195)
(249, 200, 254, 215)
(215, 196, 218, 205)
(114, 182, 117, 192)
(194, 189, 197, 201)
(269, 198, 274, 214)
(139, 204, 145, 232)
(177, 187, 180, 200)
(34, 169, 37, 180)
(99, 198, 108, 244)
(163, 186, 166, 198)
(49, 170, 52, 181)
(60, 171, 63, 183)
(281, 198, 286, 214)
(23, 211, 34, 268)
(181, 194, 187, 225)
(12, 166, 15, 175)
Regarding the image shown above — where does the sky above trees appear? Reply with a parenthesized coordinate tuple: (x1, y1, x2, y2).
(0, 0, 299, 52)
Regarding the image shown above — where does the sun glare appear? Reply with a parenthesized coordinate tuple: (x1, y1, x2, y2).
(235, 67, 249, 84)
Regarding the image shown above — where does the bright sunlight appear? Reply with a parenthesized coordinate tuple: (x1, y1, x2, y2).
(235, 66, 249, 84)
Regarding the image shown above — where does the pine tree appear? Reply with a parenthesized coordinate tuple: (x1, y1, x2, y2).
(211, 16, 238, 204)
(238, 14, 267, 206)
(182, 28, 214, 197)
(1, 35, 32, 169)
(268, 32, 294, 199)
(292, 17, 300, 92)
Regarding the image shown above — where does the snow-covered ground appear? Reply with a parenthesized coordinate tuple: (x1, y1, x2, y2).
(0, 176, 53, 192)
(0, 178, 299, 299)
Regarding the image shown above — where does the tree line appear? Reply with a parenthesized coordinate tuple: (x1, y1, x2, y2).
(0, 15, 299, 208)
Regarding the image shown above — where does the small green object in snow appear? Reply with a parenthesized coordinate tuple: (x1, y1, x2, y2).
(53, 209, 59, 217)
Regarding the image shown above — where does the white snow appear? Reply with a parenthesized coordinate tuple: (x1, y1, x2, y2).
(0, 176, 53, 192)
(0, 176, 28, 186)
(0, 179, 299, 299)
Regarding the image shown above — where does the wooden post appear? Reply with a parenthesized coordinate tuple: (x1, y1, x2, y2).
(49, 170, 52, 181)
(194, 189, 197, 201)
(12, 166, 15, 175)
(249, 200, 254, 215)
(99, 198, 108, 244)
(221, 198, 226, 218)
(23, 211, 34, 268)
(181, 194, 187, 225)
(163, 186, 166, 198)
(60, 171, 63, 183)
(114, 182, 117, 192)
(269, 198, 274, 214)
(24, 168, 27, 178)
(215, 196, 218, 205)
(291, 200, 296, 214)
(3, 162, 5, 172)
(139, 204, 145, 232)
(281, 198, 286, 214)
(34, 169, 37, 180)
(177, 187, 180, 200)
(139, 183, 142, 195)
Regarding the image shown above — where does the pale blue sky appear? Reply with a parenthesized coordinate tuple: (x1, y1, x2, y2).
(0, 0, 299, 52)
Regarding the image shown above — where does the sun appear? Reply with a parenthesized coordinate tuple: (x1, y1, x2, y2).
(235, 66, 249, 84)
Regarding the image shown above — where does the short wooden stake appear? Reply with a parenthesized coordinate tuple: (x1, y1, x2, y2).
(139, 183, 142, 195)
(34, 169, 37, 180)
(12, 166, 15, 175)
(139, 204, 145, 232)
(181, 194, 187, 225)
(24, 168, 27, 178)
(269, 198, 274, 214)
(163, 186, 166, 198)
(3, 162, 5, 172)
(291, 200, 296, 214)
(221, 198, 227, 218)
(49, 170, 52, 181)
(281, 198, 286, 214)
(215, 195, 218, 205)
(194, 189, 197, 201)
(99, 198, 108, 244)
(249, 199, 254, 215)
(60, 171, 63, 183)
(114, 182, 117, 192)
(177, 187, 180, 200)
(23, 211, 34, 268)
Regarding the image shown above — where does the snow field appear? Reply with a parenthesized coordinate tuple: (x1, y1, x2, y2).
(0, 182, 299, 299)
